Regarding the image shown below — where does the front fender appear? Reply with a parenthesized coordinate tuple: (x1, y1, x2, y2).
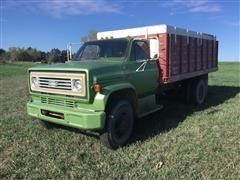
(88, 83, 136, 111)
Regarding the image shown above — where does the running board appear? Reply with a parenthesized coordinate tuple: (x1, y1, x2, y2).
(137, 94, 164, 118)
(138, 104, 163, 118)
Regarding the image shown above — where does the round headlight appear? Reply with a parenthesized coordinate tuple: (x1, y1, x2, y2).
(72, 79, 82, 91)
(31, 77, 39, 87)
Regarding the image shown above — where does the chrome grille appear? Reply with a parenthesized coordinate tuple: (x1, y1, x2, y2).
(39, 77, 72, 91)
(41, 97, 75, 108)
(30, 72, 86, 97)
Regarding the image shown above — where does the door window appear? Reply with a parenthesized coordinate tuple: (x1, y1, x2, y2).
(131, 41, 149, 61)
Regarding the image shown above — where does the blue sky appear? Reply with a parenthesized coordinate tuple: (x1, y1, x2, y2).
(0, 0, 239, 61)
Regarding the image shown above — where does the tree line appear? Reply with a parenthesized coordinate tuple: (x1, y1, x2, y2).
(0, 29, 97, 64)
(0, 47, 67, 64)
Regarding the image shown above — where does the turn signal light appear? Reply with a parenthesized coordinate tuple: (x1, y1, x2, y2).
(93, 84, 102, 93)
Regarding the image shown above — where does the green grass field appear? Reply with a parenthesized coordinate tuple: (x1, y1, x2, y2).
(0, 62, 239, 179)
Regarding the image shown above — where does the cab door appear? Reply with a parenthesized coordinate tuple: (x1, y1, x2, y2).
(123, 40, 159, 97)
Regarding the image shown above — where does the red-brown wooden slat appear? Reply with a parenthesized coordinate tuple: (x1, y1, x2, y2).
(157, 33, 217, 83)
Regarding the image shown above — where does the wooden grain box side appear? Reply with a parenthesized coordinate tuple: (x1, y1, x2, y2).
(181, 36, 189, 74)
(213, 40, 217, 68)
(162, 36, 217, 84)
(211, 39, 218, 69)
(208, 40, 213, 69)
(170, 34, 181, 76)
(213, 41, 218, 67)
(202, 39, 208, 70)
(206, 39, 209, 69)
(158, 33, 169, 82)
(156, 32, 217, 84)
(196, 38, 202, 71)
(189, 37, 196, 72)
(177, 35, 183, 74)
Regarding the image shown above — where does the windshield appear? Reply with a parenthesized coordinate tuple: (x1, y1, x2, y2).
(74, 39, 128, 61)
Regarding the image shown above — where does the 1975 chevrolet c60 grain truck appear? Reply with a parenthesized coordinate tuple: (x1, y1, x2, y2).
(27, 24, 218, 149)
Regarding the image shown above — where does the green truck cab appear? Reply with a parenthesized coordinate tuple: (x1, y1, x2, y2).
(27, 38, 161, 149)
(27, 24, 218, 149)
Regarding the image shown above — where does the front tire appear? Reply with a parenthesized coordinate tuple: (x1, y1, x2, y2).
(100, 100, 134, 149)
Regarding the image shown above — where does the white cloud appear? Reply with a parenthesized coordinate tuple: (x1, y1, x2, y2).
(226, 21, 240, 27)
(162, 0, 222, 14)
(40, 0, 120, 17)
(6, 0, 121, 17)
(189, 4, 222, 13)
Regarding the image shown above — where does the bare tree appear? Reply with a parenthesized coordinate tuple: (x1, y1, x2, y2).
(80, 29, 98, 43)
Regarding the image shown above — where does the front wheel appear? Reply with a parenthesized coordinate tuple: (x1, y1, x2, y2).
(100, 100, 134, 149)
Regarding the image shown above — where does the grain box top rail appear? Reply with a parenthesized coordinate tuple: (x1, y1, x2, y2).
(97, 24, 216, 40)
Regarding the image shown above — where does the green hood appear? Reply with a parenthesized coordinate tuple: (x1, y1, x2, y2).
(29, 60, 123, 72)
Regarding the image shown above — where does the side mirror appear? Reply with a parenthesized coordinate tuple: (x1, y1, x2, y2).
(149, 39, 159, 60)
(153, 53, 159, 60)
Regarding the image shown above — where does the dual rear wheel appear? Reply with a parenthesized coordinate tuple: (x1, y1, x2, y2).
(190, 76, 208, 105)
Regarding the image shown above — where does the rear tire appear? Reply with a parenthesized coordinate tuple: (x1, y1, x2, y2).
(191, 77, 208, 105)
(100, 100, 134, 149)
